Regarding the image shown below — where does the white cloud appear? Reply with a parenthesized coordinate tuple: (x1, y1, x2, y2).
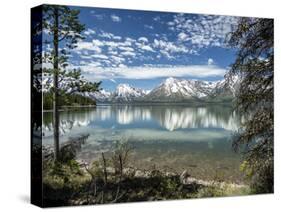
(99, 32, 112, 39)
(170, 14, 239, 49)
(118, 46, 134, 52)
(159, 50, 173, 59)
(120, 51, 136, 57)
(144, 25, 154, 30)
(153, 16, 161, 22)
(153, 39, 190, 57)
(125, 37, 135, 43)
(75, 41, 102, 53)
(113, 35, 122, 40)
(138, 37, 149, 43)
(118, 64, 127, 68)
(140, 45, 154, 52)
(108, 50, 118, 55)
(111, 14, 122, 22)
(105, 41, 120, 49)
(74, 29, 195, 65)
(92, 39, 104, 46)
(85, 61, 102, 68)
(74, 17, 234, 68)
(79, 61, 88, 65)
(80, 55, 92, 59)
(167, 21, 174, 26)
(177, 32, 188, 41)
(208, 58, 214, 65)
(79, 65, 227, 80)
(105, 41, 131, 49)
(84, 28, 96, 36)
(99, 31, 122, 40)
(101, 39, 133, 49)
(110, 55, 125, 63)
(74, 36, 137, 66)
(92, 54, 109, 60)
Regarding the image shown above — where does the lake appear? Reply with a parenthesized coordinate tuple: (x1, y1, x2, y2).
(42, 104, 244, 183)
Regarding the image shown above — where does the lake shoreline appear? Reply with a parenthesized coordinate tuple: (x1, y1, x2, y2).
(43, 105, 97, 112)
(42, 140, 247, 189)
(41, 103, 246, 205)
(42, 102, 235, 112)
(43, 149, 250, 206)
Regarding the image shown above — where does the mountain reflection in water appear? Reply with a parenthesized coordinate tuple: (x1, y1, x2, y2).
(43, 105, 239, 133)
(42, 105, 243, 182)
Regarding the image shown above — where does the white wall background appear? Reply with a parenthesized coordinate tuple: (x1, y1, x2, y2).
(0, 0, 279, 211)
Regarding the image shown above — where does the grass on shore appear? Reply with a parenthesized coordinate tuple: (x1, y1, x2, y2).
(43, 158, 250, 206)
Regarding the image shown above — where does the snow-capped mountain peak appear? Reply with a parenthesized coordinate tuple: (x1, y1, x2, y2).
(90, 76, 239, 103)
(89, 89, 111, 102)
(162, 77, 183, 93)
(116, 84, 145, 97)
(146, 77, 218, 99)
(164, 77, 178, 85)
(109, 84, 146, 102)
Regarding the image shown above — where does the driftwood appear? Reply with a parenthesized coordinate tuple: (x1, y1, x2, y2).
(101, 152, 108, 185)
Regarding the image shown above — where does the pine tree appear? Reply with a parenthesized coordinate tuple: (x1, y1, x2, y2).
(42, 5, 100, 161)
(227, 18, 273, 193)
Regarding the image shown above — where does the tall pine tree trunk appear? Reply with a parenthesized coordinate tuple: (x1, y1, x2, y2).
(53, 7, 60, 161)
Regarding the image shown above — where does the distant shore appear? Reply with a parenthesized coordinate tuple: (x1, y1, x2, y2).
(43, 105, 96, 112)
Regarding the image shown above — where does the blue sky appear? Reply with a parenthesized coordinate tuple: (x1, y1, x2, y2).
(44, 6, 240, 91)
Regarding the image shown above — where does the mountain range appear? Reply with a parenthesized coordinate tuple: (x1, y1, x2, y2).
(90, 77, 240, 103)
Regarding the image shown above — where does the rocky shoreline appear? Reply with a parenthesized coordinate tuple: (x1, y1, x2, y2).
(75, 158, 247, 190)
(41, 133, 246, 191)
(41, 136, 249, 206)
(78, 157, 246, 191)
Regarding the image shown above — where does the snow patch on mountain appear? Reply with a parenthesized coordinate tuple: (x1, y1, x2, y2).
(146, 77, 218, 100)
(112, 84, 146, 102)
(89, 89, 111, 102)
(90, 76, 239, 103)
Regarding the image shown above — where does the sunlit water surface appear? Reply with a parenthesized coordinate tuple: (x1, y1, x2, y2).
(43, 105, 244, 182)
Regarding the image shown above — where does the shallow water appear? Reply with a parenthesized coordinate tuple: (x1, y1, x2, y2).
(43, 105, 244, 183)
